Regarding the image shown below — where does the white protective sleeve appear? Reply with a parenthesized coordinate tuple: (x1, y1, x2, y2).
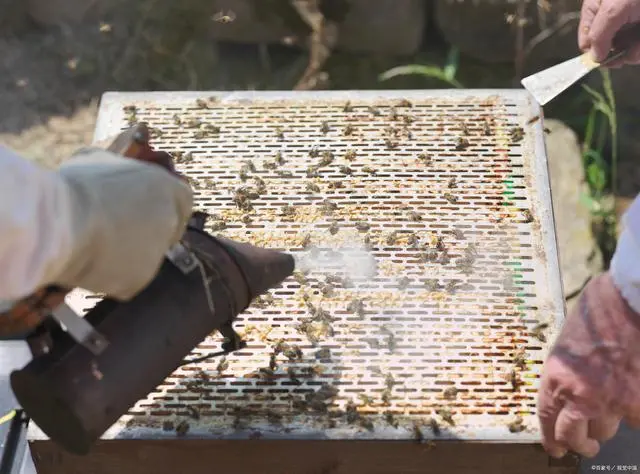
(0, 145, 76, 301)
(0, 144, 193, 303)
(611, 195, 640, 314)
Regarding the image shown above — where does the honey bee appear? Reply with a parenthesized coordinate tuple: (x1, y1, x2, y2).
(428, 417, 441, 435)
(507, 368, 522, 391)
(203, 123, 221, 134)
(320, 199, 338, 215)
(328, 221, 340, 235)
(269, 353, 278, 371)
(531, 322, 549, 342)
(527, 115, 540, 125)
(436, 408, 455, 426)
(339, 165, 353, 175)
(344, 150, 357, 161)
(397, 99, 412, 108)
(344, 124, 355, 136)
(513, 348, 527, 369)
(443, 193, 458, 204)
(448, 177, 457, 188)
(412, 423, 424, 442)
(388, 107, 398, 121)
(287, 367, 302, 385)
(397, 276, 411, 290)
(443, 387, 458, 400)
(445, 279, 460, 293)
(424, 279, 441, 292)
(521, 209, 534, 223)
(185, 118, 202, 129)
(385, 412, 399, 428)
(309, 147, 320, 158)
(275, 170, 293, 178)
(455, 137, 470, 150)
(510, 126, 525, 143)
(403, 115, 414, 125)
(306, 166, 320, 178)
(315, 348, 331, 360)
(362, 166, 376, 175)
(408, 211, 422, 222)
(483, 118, 492, 136)
(343, 101, 353, 112)
(210, 220, 226, 231)
(384, 138, 399, 150)
(367, 106, 380, 116)
(212, 10, 236, 23)
(275, 152, 286, 166)
(320, 121, 330, 134)
(318, 151, 335, 167)
(417, 153, 432, 165)
(355, 221, 370, 232)
(281, 205, 296, 217)
(459, 121, 470, 136)
(347, 298, 365, 319)
(385, 231, 399, 246)
(175, 421, 190, 436)
(283, 345, 303, 362)
(195, 98, 210, 109)
(451, 228, 464, 240)
(216, 357, 229, 373)
(301, 233, 312, 249)
(359, 418, 375, 432)
(305, 182, 320, 193)
(275, 127, 285, 140)
(508, 416, 526, 433)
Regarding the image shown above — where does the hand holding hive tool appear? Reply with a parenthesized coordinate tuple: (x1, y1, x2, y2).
(521, 22, 640, 106)
(1, 123, 295, 455)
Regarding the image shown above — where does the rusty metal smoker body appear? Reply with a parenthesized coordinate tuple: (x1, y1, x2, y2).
(0, 124, 295, 455)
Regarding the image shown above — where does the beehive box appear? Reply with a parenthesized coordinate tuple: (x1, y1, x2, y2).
(29, 90, 575, 474)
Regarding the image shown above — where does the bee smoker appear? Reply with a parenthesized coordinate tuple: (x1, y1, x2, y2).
(8, 212, 295, 456)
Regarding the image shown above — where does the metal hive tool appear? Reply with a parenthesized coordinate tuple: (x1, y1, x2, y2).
(53, 90, 563, 444)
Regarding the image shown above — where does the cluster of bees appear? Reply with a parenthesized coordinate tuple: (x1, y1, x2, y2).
(122, 99, 544, 437)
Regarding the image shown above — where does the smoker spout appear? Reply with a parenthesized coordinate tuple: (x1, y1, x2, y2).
(215, 236, 295, 303)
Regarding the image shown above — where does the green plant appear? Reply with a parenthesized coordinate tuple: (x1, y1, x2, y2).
(579, 69, 618, 262)
(378, 47, 463, 88)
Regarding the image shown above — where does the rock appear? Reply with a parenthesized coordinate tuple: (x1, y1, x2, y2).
(545, 119, 603, 299)
(27, 0, 109, 25)
(208, 0, 427, 56)
(434, 0, 581, 70)
(0, 0, 31, 36)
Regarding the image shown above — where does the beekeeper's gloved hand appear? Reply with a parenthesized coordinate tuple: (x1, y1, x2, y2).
(0, 145, 192, 302)
(579, 0, 640, 66)
(538, 197, 640, 459)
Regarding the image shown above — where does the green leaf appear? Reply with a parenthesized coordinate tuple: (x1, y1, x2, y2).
(583, 108, 598, 153)
(587, 162, 607, 194)
(593, 101, 613, 119)
(379, 65, 463, 88)
(582, 84, 607, 105)
(443, 47, 460, 81)
(583, 148, 604, 165)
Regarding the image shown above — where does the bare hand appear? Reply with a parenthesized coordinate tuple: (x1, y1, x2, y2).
(579, 0, 640, 66)
(538, 272, 640, 458)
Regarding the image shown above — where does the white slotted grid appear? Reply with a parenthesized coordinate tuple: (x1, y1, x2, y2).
(67, 90, 564, 443)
